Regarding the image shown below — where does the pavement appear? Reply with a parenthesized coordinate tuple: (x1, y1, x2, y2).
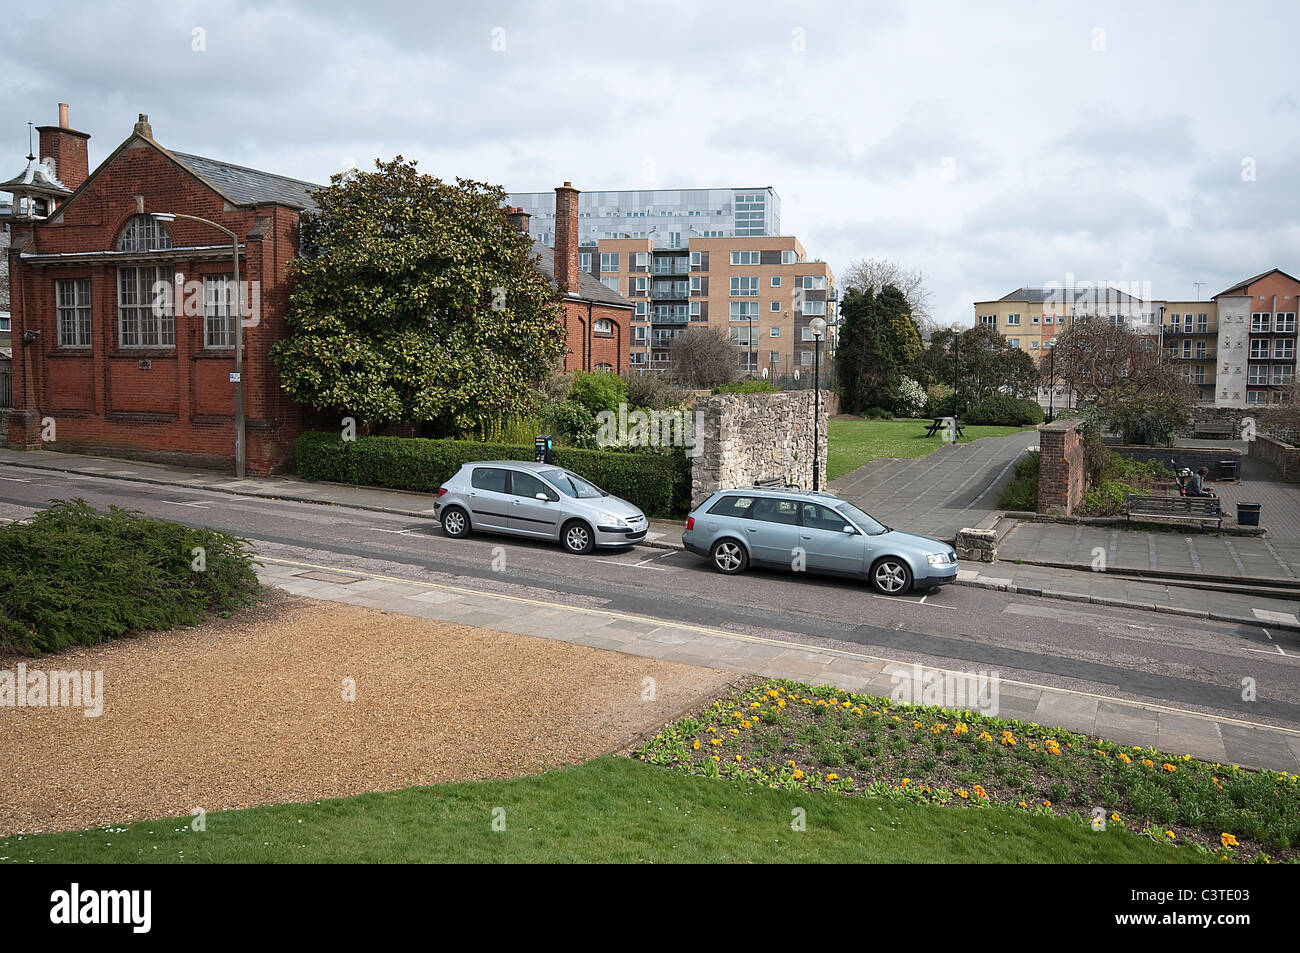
(257, 555, 1300, 774)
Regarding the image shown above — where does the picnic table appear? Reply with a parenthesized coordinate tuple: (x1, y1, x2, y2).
(925, 417, 964, 438)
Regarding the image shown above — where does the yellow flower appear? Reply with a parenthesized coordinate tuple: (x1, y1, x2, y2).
(1017, 800, 1027, 808)
(692, 739, 700, 750)
(793, 769, 805, 780)
(957, 789, 970, 799)
(1043, 800, 1051, 807)
(735, 755, 742, 762)
(1221, 833, 1239, 848)
(1165, 831, 1175, 840)
(825, 773, 839, 782)
(1162, 763, 1176, 772)
(972, 785, 988, 799)
(901, 778, 910, 786)
(1000, 731, 1016, 747)
(710, 738, 722, 746)
(977, 731, 993, 742)
(1111, 813, 1121, 822)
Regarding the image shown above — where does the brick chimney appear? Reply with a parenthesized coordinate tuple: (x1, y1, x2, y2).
(506, 206, 531, 235)
(35, 102, 90, 190)
(554, 182, 580, 292)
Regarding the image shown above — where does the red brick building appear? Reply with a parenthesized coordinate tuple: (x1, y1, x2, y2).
(509, 182, 631, 374)
(4, 108, 315, 473)
(4, 107, 628, 473)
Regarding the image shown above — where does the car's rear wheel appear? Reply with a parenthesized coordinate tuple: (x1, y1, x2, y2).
(870, 557, 912, 595)
(441, 506, 471, 539)
(710, 539, 748, 575)
(561, 520, 595, 555)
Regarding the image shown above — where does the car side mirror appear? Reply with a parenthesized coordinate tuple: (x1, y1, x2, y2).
(536, 493, 550, 502)
(842, 525, 858, 535)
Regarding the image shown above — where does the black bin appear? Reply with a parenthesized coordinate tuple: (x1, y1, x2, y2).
(1217, 457, 1240, 481)
(1237, 502, 1261, 527)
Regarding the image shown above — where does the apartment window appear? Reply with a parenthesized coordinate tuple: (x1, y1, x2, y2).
(801, 300, 826, 316)
(799, 351, 814, 366)
(689, 251, 702, 267)
(1008, 338, 1019, 348)
(56, 278, 92, 347)
(771, 276, 781, 287)
(117, 266, 174, 347)
(1276, 339, 1295, 359)
(729, 327, 758, 345)
(1250, 340, 1270, 359)
(781, 250, 796, 265)
(1030, 341, 1039, 349)
(1251, 312, 1270, 332)
(801, 326, 819, 341)
(1183, 313, 1193, 332)
(730, 276, 759, 297)
(690, 276, 702, 292)
(600, 277, 620, 293)
(769, 326, 780, 337)
(579, 253, 592, 271)
(1274, 366, 1293, 385)
(634, 276, 648, 292)
(629, 352, 646, 366)
(634, 301, 648, 317)
(770, 301, 781, 312)
(1249, 365, 1268, 385)
(1197, 313, 1209, 332)
(116, 214, 172, 252)
(600, 252, 619, 272)
(978, 314, 996, 327)
(1043, 315, 1053, 324)
(1005, 314, 1020, 326)
(1181, 340, 1192, 358)
(689, 301, 701, 317)
(770, 351, 781, 363)
(634, 251, 649, 268)
(203, 275, 237, 348)
(593, 318, 613, 335)
(634, 326, 648, 341)
(729, 301, 759, 320)
(1247, 391, 1265, 405)
(1277, 312, 1296, 333)
(730, 250, 760, 265)
(799, 275, 826, 290)
(1031, 316, 1040, 324)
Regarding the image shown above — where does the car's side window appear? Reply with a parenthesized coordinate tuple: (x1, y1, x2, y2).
(801, 502, 850, 533)
(512, 471, 557, 501)
(707, 495, 755, 518)
(470, 467, 510, 493)
(751, 497, 800, 525)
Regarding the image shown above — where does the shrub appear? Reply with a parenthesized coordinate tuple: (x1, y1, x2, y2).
(963, 394, 1045, 427)
(0, 499, 259, 656)
(539, 400, 596, 444)
(998, 451, 1039, 511)
(626, 373, 689, 411)
(858, 407, 894, 420)
(570, 370, 628, 417)
(295, 432, 690, 517)
(712, 379, 777, 395)
(1100, 387, 1192, 446)
(892, 376, 928, 418)
(928, 393, 966, 419)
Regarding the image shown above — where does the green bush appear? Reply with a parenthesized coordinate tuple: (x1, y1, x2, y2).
(626, 373, 688, 410)
(570, 370, 628, 416)
(539, 400, 596, 444)
(963, 394, 1044, 427)
(859, 406, 894, 420)
(0, 499, 259, 656)
(998, 451, 1039, 512)
(712, 379, 777, 395)
(295, 432, 690, 517)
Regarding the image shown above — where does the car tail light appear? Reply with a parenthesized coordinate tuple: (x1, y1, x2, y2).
(685, 516, 695, 531)
(437, 487, 448, 497)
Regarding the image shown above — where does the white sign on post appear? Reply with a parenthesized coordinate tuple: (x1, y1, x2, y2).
(229, 372, 241, 383)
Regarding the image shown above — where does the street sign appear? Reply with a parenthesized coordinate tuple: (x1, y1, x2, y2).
(229, 372, 241, 383)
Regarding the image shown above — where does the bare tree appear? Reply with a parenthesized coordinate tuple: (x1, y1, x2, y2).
(1045, 316, 1193, 404)
(668, 326, 740, 389)
(840, 258, 935, 336)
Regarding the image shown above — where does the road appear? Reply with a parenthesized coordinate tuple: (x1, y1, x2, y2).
(3, 463, 1299, 733)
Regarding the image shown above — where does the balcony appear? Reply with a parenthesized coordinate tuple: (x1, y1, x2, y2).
(1166, 349, 1215, 360)
(652, 312, 690, 325)
(652, 282, 689, 299)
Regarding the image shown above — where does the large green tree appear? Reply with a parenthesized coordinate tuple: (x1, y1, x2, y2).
(918, 326, 1038, 407)
(272, 158, 567, 431)
(834, 284, 924, 414)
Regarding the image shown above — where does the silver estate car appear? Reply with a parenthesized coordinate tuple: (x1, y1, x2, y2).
(435, 460, 648, 554)
(681, 486, 959, 595)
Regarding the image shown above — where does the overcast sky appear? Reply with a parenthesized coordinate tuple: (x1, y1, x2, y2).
(4, 0, 1298, 321)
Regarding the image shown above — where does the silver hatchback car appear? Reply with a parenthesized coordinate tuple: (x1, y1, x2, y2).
(682, 487, 959, 595)
(435, 460, 648, 554)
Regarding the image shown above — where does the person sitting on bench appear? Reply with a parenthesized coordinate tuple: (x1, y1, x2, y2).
(1186, 466, 1215, 497)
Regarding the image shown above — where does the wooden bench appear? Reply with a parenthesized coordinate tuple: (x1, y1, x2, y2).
(1193, 421, 1236, 439)
(1126, 493, 1223, 533)
(925, 417, 965, 439)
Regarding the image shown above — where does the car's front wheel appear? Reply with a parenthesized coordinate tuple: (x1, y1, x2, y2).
(710, 539, 749, 575)
(561, 520, 595, 555)
(441, 506, 471, 539)
(870, 557, 912, 595)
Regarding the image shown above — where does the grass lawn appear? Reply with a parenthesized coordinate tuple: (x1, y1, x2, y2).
(636, 679, 1295, 863)
(827, 417, 1029, 482)
(0, 756, 1208, 864)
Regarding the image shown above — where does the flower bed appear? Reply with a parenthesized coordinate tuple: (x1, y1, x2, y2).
(637, 678, 1298, 863)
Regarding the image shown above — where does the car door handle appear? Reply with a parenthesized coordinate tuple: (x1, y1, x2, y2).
(745, 527, 757, 532)
(801, 534, 812, 540)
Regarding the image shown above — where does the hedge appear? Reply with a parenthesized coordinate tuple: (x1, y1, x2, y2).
(295, 432, 691, 518)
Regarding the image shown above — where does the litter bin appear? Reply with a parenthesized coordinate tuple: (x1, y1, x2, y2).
(1217, 457, 1240, 482)
(1237, 502, 1261, 527)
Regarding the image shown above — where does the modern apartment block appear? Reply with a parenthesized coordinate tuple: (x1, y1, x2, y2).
(506, 185, 833, 376)
(505, 186, 781, 248)
(973, 269, 1300, 408)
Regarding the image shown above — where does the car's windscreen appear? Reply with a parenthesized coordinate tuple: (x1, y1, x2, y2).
(541, 468, 606, 498)
(834, 501, 889, 535)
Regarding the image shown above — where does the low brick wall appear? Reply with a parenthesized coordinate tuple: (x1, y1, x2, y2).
(1037, 419, 1084, 514)
(1114, 445, 1241, 475)
(1248, 434, 1300, 482)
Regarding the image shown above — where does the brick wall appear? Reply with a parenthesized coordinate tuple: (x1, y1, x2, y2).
(560, 299, 627, 375)
(1037, 419, 1084, 514)
(1248, 433, 1300, 482)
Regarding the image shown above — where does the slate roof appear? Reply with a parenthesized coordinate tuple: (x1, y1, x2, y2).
(997, 286, 1148, 304)
(529, 238, 632, 308)
(170, 151, 322, 211)
(1214, 268, 1300, 298)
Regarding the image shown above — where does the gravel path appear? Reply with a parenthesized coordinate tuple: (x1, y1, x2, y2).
(0, 591, 733, 835)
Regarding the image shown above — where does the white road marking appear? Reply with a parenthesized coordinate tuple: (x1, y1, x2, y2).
(0, 476, 30, 482)
(588, 557, 673, 571)
(161, 500, 210, 508)
(370, 528, 421, 536)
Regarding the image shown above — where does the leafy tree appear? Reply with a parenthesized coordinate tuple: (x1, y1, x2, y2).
(1098, 386, 1192, 446)
(918, 325, 1037, 411)
(272, 158, 567, 432)
(669, 326, 739, 389)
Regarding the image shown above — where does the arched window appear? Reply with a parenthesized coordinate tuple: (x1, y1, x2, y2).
(116, 214, 172, 252)
(593, 318, 613, 335)
(594, 362, 613, 372)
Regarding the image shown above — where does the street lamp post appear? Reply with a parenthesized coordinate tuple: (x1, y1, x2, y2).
(1045, 342, 1056, 423)
(153, 211, 244, 477)
(810, 317, 827, 491)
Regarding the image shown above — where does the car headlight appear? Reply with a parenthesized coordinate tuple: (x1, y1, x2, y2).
(927, 553, 953, 566)
(598, 512, 629, 527)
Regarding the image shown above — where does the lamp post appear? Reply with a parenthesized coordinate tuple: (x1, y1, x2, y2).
(810, 317, 827, 491)
(1045, 341, 1056, 423)
(951, 323, 962, 414)
(153, 211, 244, 477)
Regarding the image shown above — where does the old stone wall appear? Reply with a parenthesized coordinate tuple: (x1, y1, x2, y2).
(690, 390, 828, 507)
(1037, 419, 1085, 514)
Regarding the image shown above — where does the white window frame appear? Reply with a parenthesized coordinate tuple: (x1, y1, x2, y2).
(730, 276, 759, 297)
(203, 274, 237, 349)
(730, 250, 760, 265)
(117, 266, 174, 348)
(600, 252, 619, 272)
(56, 277, 92, 347)
(769, 326, 780, 337)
